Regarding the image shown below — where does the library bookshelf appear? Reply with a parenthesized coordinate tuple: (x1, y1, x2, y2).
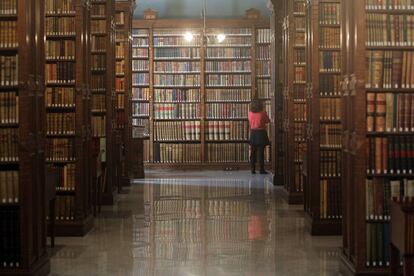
(0, 0, 50, 275)
(90, 0, 117, 204)
(131, 10, 271, 169)
(304, 0, 343, 236)
(340, 0, 414, 274)
(280, 0, 307, 204)
(45, 0, 94, 236)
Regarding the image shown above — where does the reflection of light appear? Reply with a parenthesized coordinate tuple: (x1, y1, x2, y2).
(217, 33, 226, 43)
(184, 32, 194, 42)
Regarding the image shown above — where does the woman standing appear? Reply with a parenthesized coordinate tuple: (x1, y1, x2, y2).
(248, 99, 271, 174)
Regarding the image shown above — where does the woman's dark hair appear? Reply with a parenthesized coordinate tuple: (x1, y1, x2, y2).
(250, 99, 263, 113)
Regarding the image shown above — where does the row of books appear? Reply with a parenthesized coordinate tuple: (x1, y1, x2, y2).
(91, 36, 106, 52)
(153, 143, 201, 163)
(90, 4, 105, 17)
(206, 121, 250, 141)
(46, 40, 75, 60)
(366, 178, 414, 220)
(293, 103, 307, 121)
(319, 179, 342, 219)
(0, 128, 18, 161)
(0, 0, 16, 15)
(115, 11, 125, 25)
(154, 61, 200, 73)
(256, 61, 271, 76)
(0, 55, 18, 86)
(320, 75, 342, 96)
(91, 75, 105, 90)
(132, 37, 149, 47)
(365, 0, 414, 10)
(366, 14, 414, 46)
(367, 93, 414, 132)
(293, 86, 306, 100)
(46, 0, 75, 14)
(206, 48, 250, 59)
(206, 103, 249, 119)
(132, 73, 149, 86)
(54, 164, 76, 191)
(0, 209, 20, 268)
(115, 60, 125, 75)
(205, 74, 251, 86)
(115, 42, 125, 58)
(366, 222, 390, 267)
(132, 60, 149, 71)
(319, 51, 341, 72)
(116, 94, 125, 109)
(132, 29, 149, 37)
(207, 143, 250, 163)
(206, 61, 251, 72)
(46, 113, 75, 135)
(294, 1, 306, 14)
(207, 28, 252, 35)
(0, 21, 17, 48)
(153, 37, 201, 47)
(132, 87, 150, 101)
(321, 124, 342, 148)
(132, 48, 148, 58)
(0, 170, 18, 203)
(320, 98, 341, 120)
(92, 94, 106, 111)
(257, 29, 271, 44)
(154, 103, 201, 119)
(366, 51, 414, 89)
(294, 32, 305, 46)
(319, 27, 340, 49)
(91, 20, 106, 34)
(294, 49, 305, 64)
(295, 67, 305, 82)
(45, 138, 75, 162)
(91, 55, 106, 70)
(154, 75, 200, 86)
(91, 116, 106, 137)
(115, 78, 125, 91)
(54, 196, 75, 221)
(206, 89, 251, 102)
(320, 150, 342, 177)
(367, 136, 414, 174)
(294, 122, 306, 140)
(132, 102, 149, 117)
(45, 17, 75, 35)
(154, 48, 200, 59)
(258, 79, 272, 99)
(154, 121, 201, 141)
(45, 62, 74, 83)
(154, 88, 200, 102)
(295, 16, 306, 31)
(0, 92, 18, 123)
(256, 45, 270, 60)
(207, 36, 252, 47)
(319, 3, 341, 25)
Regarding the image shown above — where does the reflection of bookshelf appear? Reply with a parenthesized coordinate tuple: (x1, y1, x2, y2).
(304, 0, 342, 236)
(0, 0, 50, 274)
(45, 0, 94, 235)
(341, 1, 414, 274)
(90, 0, 116, 203)
(132, 10, 270, 167)
(280, 0, 307, 204)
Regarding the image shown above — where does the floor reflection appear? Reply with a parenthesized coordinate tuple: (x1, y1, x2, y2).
(50, 170, 343, 276)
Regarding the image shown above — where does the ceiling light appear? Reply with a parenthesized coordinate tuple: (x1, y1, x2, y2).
(217, 33, 226, 43)
(184, 32, 194, 42)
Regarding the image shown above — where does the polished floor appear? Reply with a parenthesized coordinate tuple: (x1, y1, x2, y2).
(50, 170, 344, 276)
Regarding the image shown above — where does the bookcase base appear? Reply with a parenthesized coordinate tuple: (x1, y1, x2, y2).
(280, 187, 303, 204)
(144, 162, 272, 171)
(102, 189, 117, 206)
(0, 253, 50, 276)
(53, 214, 94, 237)
(340, 252, 390, 276)
(304, 213, 342, 236)
(122, 176, 131, 187)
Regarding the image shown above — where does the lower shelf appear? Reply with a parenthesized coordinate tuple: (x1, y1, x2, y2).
(304, 212, 342, 236)
(280, 187, 303, 205)
(51, 213, 94, 237)
(0, 253, 50, 276)
(340, 252, 390, 276)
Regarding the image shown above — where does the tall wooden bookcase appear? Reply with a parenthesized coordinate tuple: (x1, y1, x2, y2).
(90, 0, 117, 203)
(45, 0, 94, 236)
(280, 0, 307, 204)
(341, 0, 414, 274)
(115, 0, 135, 184)
(304, 0, 343, 235)
(0, 0, 50, 275)
(131, 11, 270, 169)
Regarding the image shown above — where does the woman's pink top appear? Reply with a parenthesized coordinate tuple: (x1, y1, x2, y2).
(248, 111, 270, 130)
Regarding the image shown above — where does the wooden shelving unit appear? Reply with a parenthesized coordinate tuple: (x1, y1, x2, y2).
(90, 0, 116, 204)
(45, 0, 94, 236)
(340, 0, 414, 274)
(304, 0, 343, 236)
(280, 0, 307, 204)
(0, 0, 50, 274)
(132, 10, 270, 168)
